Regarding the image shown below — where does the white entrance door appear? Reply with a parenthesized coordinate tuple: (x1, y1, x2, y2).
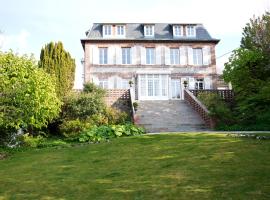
(138, 74, 169, 100)
(171, 79, 181, 99)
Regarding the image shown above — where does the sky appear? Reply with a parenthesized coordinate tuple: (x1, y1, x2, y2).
(0, 0, 269, 89)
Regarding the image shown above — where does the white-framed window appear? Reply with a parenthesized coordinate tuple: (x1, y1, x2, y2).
(121, 79, 129, 89)
(173, 25, 183, 37)
(99, 48, 108, 64)
(193, 48, 203, 65)
(195, 78, 204, 90)
(146, 48, 155, 64)
(103, 25, 112, 36)
(99, 79, 108, 89)
(144, 25, 154, 37)
(122, 47, 131, 64)
(186, 25, 196, 37)
(170, 48, 180, 65)
(116, 25, 125, 36)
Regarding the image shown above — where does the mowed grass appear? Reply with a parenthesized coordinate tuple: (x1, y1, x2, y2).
(0, 133, 270, 200)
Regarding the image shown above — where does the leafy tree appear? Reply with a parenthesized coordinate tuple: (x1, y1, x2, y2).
(223, 12, 270, 128)
(0, 51, 62, 134)
(38, 41, 76, 99)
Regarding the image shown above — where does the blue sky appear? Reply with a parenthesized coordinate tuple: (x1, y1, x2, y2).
(0, 0, 269, 88)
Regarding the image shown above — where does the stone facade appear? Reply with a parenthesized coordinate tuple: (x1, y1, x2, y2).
(81, 23, 219, 100)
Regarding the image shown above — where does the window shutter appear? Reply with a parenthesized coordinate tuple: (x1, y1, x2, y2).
(131, 46, 137, 65)
(108, 46, 115, 64)
(140, 46, 146, 65)
(155, 46, 162, 65)
(187, 47, 194, 65)
(180, 46, 187, 65)
(203, 46, 211, 65)
(108, 76, 114, 89)
(164, 47, 170, 65)
(204, 77, 211, 89)
(115, 46, 122, 64)
(92, 46, 99, 64)
(188, 77, 195, 89)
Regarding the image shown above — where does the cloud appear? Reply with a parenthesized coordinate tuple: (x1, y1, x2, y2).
(1, 29, 30, 54)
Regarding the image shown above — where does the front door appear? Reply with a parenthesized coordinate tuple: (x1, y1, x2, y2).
(138, 74, 169, 100)
(171, 79, 181, 99)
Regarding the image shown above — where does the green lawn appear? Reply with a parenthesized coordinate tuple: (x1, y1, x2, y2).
(0, 133, 270, 200)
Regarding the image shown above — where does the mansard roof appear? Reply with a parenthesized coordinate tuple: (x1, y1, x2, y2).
(82, 23, 219, 43)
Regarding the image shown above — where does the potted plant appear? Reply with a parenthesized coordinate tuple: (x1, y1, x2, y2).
(183, 80, 188, 89)
(129, 80, 134, 87)
(133, 102, 138, 112)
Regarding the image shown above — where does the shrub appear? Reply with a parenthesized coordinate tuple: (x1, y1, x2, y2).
(21, 133, 45, 148)
(83, 82, 106, 96)
(59, 119, 91, 138)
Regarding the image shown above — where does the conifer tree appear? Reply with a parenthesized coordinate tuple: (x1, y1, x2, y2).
(39, 42, 76, 99)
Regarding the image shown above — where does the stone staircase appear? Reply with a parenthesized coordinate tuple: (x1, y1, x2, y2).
(135, 100, 208, 133)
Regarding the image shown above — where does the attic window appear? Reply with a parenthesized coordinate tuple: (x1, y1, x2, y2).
(116, 25, 125, 36)
(103, 25, 112, 36)
(173, 25, 183, 37)
(144, 25, 154, 37)
(186, 25, 196, 37)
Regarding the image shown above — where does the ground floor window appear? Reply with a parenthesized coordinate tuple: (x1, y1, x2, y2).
(99, 79, 108, 89)
(195, 78, 204, 90)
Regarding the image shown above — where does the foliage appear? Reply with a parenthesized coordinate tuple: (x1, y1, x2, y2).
(0, 51, 61, 134)
(133, 102, 138, 111)
(59, 119, 92, 138)
(223, 12, 270, 129)
(78, 124, 145, 143)
(83, 82, 106, 96)
(21, 133, 45, 148)
(38, 41, 76, 99)
(197, 93, 234, 126)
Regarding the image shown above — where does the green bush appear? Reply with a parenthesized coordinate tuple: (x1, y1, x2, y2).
(59, 119, 91, 138)
(21, 133, 45, 148)
(78, 124, 145, 143)
(83, 82, 106, 96)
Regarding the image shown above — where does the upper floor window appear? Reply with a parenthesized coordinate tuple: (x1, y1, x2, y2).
(193, 48, 203, 65)
(103, 25, 112, 36)
(173, 25, 183, 37)
(186, 25, 196, 37)
(99, 48, 108, 64)
(116, 25, 125, 36)
(195, 78, 204, 90)
(170, 48, 180, 65)
(122, 48, 131, 64)
(146, 48, 155, 64)
(144, 25, 154, 37)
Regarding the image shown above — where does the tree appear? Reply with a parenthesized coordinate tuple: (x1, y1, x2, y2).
(223, 12, 270, 128)
(0, 51, 62, 134)
(38, 42, 76, 99)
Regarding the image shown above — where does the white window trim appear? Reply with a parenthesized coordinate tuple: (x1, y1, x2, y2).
(122, 47, 131, 64)
(170, 48, 180, 65)
(173, 25, 183, 37)
(99, 48, 108, 64)
(144, 25, 155, 37)
(99, 79, 108, 89)
(116, 25, 125, 37)
(146, 48, 155, 65)
(193, 48, 203, 66)
(186, 25, 196, 37)
(103, 25, 112, 37)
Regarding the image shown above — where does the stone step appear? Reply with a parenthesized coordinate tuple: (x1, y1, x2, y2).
(135, 100, 208, 133)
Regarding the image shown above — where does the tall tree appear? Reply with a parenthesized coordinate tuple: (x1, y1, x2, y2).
(38, 42, 76, 99)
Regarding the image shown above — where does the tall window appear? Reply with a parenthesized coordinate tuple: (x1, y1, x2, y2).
(186, 25, 195, 37)
(170, 48, 180, 64)
(144, 25, 154, 37)
(195, 78, 204, 90)
(99, 48, 108, 64)
(99, 79, 108, 89)
(103, 25, 112, 36)
(116, 25, 125, 36)
(173, 25, 182, 37)
(193, 48, 203, 65)
(122, 48, 131, 64)
(146, 48, 155, 64)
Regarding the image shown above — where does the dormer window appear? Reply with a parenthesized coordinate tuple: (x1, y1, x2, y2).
(144, 25, 154, 37)
(173, 25, 183, 37)
(103, 25, 112, 36)
(186, 25, 196, 37)
(116, 25, 125, 36)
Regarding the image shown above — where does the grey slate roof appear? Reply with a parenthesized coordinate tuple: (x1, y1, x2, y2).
(83, 23, 219, 43)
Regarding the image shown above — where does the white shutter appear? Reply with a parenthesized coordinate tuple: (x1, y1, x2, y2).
(164, 46, 170, 65)
(108, 76, 114, 89)
(117, 76, 122, 89)
(155, 46, 162, 65)
(131, 46, 137, 65)
(188, 77, 195, 89)
(92, 46, 99, 64)
(115, 46, 122, 64)
(204, 77, 211, 89)
(187, 47, 194, 65)
(180, 46, 187, 65)
(140, 46, 146, 65)
(108, 46, 115, 64)
(203, 46, 211, 65)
